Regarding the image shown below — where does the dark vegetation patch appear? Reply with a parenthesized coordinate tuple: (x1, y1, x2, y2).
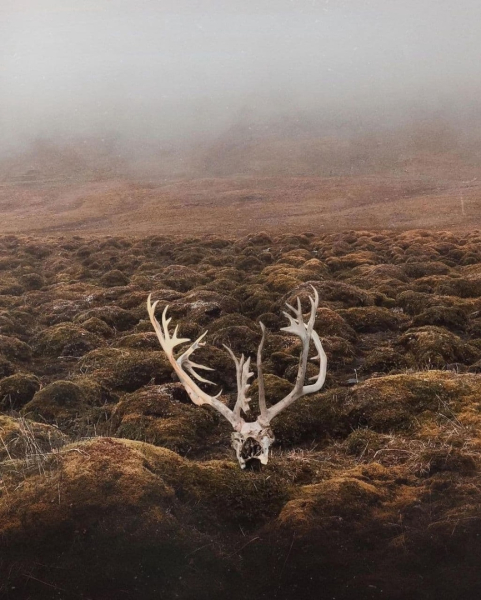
(32, 323, 105, 357)
(2, 230, 481, 599)
(0, 373, 40, 410)
(111, 384, 222, 454)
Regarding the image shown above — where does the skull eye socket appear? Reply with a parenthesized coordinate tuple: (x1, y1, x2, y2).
(240, 437, 263, 461)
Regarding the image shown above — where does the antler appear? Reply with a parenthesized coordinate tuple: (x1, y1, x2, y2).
(223, 346, 254, 419)
(256, 322, 269, 426)
(266, 286, 327, 421)
(147, 295, 239, 428)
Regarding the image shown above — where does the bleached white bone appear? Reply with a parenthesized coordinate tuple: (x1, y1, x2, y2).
(147, 285, 327, 468)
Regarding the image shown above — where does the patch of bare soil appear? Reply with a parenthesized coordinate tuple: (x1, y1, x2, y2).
(1, 230, 481, 598)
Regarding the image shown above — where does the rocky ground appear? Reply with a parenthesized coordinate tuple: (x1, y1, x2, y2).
(2, 229, 481, 599)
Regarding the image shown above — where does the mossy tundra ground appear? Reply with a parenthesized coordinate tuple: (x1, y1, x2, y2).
(2, 230, 481, 599)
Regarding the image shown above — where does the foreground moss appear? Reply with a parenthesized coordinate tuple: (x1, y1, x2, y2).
(2, 231, 481, 598)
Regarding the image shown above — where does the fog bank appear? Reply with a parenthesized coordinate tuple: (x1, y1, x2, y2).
(1, 0, 481, 162)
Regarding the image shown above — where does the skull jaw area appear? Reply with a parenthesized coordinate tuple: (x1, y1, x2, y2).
(231, 427, 275, 469)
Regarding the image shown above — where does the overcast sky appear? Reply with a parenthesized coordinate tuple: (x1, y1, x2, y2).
(1, 0, 481, 150)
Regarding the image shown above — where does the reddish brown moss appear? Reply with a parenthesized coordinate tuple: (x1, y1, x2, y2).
(111, 384, 221, 454)
(32, 323, 105, 357)
(397, 326, 479, 368)
(0, 373, 40, 410)
(0, 335, 32, 362)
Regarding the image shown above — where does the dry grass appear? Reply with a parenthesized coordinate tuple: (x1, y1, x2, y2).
(0, 416, 68, 481)
(0, 174, 480, 236)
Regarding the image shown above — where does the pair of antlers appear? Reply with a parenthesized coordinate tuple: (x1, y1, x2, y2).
(147, 287, 327, 467)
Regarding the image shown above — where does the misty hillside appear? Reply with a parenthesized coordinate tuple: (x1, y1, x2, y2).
(0, 116, 480, 236)
(4, 113, 481, 183)
(195, 116, 480, 178)
(0, 138, 128, 186)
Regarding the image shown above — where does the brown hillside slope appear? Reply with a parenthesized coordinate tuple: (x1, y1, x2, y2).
(1, 132, 480, 235)
(0, 174, 479, 235)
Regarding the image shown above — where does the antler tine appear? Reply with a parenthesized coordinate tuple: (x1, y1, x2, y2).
(223, 345, 254, 418)
(307, 285, 319, 330)
(178, 330, 215, 385)
(147, 295, 238, 428)
(147, 294, 168, 352)
(304, 330, 327, 390)
(257, 322, 268, 426)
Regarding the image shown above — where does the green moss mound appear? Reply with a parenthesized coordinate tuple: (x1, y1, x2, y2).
(112, 384, 221, 454)
(80, 316, 115, 337)
(21, 378, 108, 429)
(99, 269, 130, 287)
(0, 415, 68, 460)
(32, 323, 105, 357)
(397, 326, 479, 368)
(75, 306, 138, 331)
(77, 348, 173, 391)
(249, 373, 293, 409)
(0, 335, 32, 362)
(0, 355, 16, 379)
(0, 373, 40, 410)
(412, 305, 469, 331)
(338, 306, 407, 333)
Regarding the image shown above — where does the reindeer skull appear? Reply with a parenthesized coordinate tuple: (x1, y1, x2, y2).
(231, 424, 275, 469)
(147, 286, 327, 469)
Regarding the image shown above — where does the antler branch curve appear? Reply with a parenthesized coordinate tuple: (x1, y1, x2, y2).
(147, 295, 239, 428)
(147, 286, 327, 468)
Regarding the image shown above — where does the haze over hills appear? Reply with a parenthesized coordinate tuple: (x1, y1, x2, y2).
(2, 0, 481, 235)
(0, 112, 480, 235)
